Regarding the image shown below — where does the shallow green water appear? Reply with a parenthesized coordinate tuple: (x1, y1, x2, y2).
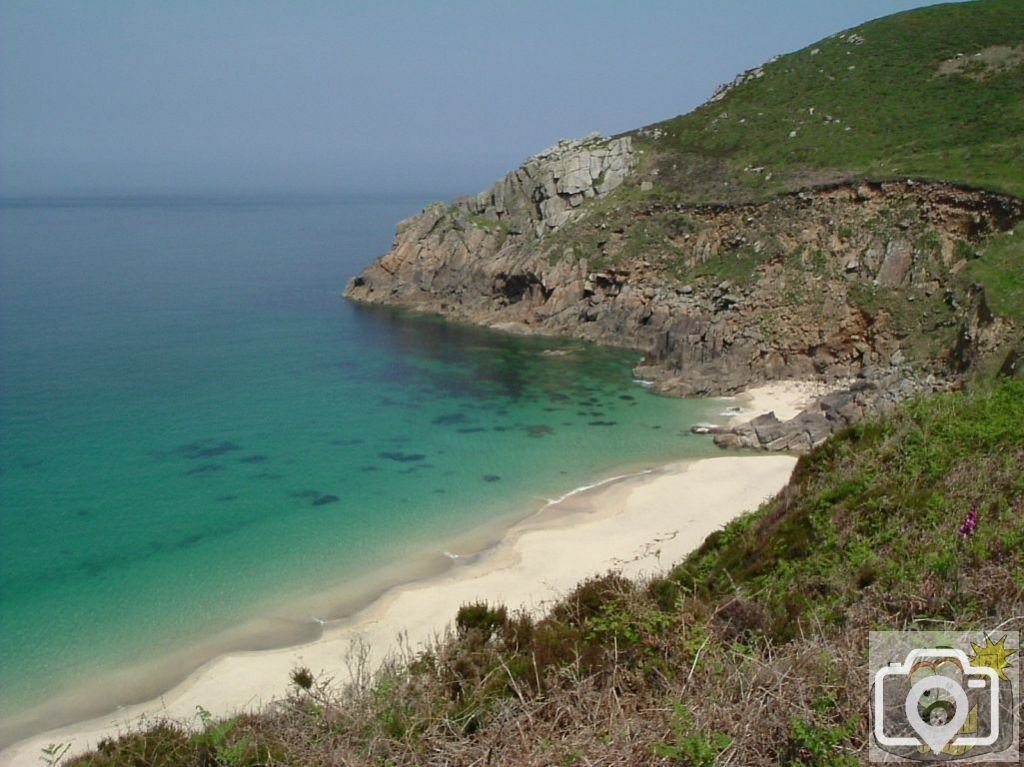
(0, 194, 723, 737)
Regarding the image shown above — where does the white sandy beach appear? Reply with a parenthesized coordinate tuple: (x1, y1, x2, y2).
(0, 385, 810, 767)
(721, 378, 845, 424)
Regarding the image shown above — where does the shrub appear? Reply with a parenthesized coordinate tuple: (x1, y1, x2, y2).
(290, 665, 315, 691)
(455, 602, 508, 642)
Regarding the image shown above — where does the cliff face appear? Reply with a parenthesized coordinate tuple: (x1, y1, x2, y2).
(473, 132, 636, 236)
(348, 133, 635, 305)
(345, 138, 1022, 402)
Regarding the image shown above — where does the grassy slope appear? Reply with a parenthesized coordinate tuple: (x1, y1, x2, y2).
(963, 227, 1024, 320)
(638, 0, 1024, 200)
(679, 378, 1024, 631)
(630, 0, 1024, 346)
(542, 0, 1024, 376)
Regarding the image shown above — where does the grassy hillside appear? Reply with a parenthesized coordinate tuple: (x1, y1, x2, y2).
(634, 0, 1024, 200)
(533, 0, 1024, 382)
(66, 379, 1023, 766)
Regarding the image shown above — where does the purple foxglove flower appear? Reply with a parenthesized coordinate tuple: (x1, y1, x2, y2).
(958, 508, 979, 539)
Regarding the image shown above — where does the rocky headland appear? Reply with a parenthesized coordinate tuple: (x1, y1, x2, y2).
(346, 133, 1022, 452)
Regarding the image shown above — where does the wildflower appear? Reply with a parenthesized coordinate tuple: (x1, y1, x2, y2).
(958, 507, 979, 540)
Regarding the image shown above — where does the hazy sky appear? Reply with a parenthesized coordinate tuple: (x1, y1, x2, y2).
(1, 1, 954, 195)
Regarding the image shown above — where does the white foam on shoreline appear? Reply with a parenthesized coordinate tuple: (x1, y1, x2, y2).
(538, 469, 653, 511)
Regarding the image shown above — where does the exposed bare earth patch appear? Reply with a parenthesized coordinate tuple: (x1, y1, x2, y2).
(937, 44, 1024, 80)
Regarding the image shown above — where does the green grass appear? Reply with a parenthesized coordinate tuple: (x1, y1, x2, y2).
(848, 281, 960, 359)
(636, 0, 1024, 199)
(688, 242, 781, 287)
(467, 214, 509, 235)
(962, 227, 1024, 319)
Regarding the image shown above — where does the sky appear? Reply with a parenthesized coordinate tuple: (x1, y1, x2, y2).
(0, 1, 957, 196)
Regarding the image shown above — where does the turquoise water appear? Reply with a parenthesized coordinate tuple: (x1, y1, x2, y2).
(0, 194, 721, 741)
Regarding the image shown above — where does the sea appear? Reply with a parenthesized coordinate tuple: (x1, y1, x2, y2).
(0, 192, 724, 744)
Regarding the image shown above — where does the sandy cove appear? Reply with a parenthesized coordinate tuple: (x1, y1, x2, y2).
(724, 378, 845, 424)
(0, 382, 817, 767)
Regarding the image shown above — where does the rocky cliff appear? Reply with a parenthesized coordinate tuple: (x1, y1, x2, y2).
(346, 141, 1021, 399)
